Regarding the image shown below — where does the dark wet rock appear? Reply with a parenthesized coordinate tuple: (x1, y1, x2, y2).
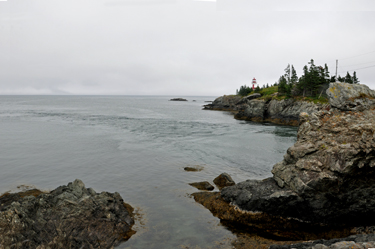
(0, 179, 135, 249)
(189, 181, 214, 191)
(203, 95, 242, 111)
(170, 98, 187, 101)
(184, 166, 204, 172)
(192, 191, 353, 241)
(213, 173, 235, 190)
(269, 233, 375, 249)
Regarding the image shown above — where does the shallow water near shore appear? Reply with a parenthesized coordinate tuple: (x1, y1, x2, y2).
(0, 96, 297, 248)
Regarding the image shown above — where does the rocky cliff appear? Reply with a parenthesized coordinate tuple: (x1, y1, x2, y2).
(204, 93, 327, 126)
(194, 83, 375, 241)
(0, 179, 135, 248)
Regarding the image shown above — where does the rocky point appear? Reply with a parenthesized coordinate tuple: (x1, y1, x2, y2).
(194, 83, 375, 243)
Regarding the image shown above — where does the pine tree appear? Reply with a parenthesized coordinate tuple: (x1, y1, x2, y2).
(345, 72, 353, 84)
(291, 65, 298, 85)
(324, 64, 330, 83)
(352, 71, 360, 84)
(278, 75, 288, 94)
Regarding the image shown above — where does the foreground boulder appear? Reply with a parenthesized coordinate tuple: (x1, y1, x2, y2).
(0, 179, 135, 248)
(193, 83, 375, 240)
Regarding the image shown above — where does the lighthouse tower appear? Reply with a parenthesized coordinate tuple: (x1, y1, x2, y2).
(251, 77, 257, 90)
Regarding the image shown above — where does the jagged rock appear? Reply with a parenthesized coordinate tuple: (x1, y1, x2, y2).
(189, 181, 214, 191)
(0, 179, 135, 248)
(266, 99, 325, 126)
(235, 99, 267, 122)
(170, 98, 187, 101)
(193, 83, 375, 241)
(204, 93, 328, 126)
(213, 173, 235, 190)
(224, 83, 375, 226)
(203, 95, 242, 111)
(327, 82, 375, 111)
(269, 233, 375, 249)
(235, 93, 262, 105)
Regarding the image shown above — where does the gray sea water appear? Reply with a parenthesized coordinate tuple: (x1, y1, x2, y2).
(0, 95, 297, 249)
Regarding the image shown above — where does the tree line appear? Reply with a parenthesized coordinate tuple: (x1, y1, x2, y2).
(236, 59, 359, 97)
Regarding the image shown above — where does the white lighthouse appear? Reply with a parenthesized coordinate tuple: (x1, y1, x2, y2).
(252, 77, 257, 90)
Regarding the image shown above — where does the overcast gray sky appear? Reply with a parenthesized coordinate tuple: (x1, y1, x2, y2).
(1, 0, 375, 96)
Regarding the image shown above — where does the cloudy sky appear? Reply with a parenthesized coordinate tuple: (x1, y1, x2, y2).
(1, 0, 375, 96)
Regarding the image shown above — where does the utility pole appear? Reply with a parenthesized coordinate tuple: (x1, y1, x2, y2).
(335, 59, 338, 81)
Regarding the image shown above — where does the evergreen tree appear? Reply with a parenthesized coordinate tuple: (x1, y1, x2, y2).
(338, 75, 344, 82)
(254, 85, 261, 93)
(278, 75, 288, 94)
(345, 72, 353, 84)
(290, 65, 298, 85)
(353, 71, 360, 84)
(324, 64, 330, 83)
(237, 85, 252, 96)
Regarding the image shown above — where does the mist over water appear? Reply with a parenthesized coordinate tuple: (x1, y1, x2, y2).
(0, 95, 297, 248)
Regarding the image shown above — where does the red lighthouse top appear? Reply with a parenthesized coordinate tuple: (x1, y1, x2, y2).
(252, 77, 257, 90)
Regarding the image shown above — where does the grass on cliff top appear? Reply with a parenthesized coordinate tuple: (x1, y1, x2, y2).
(239, 86, 329, 104)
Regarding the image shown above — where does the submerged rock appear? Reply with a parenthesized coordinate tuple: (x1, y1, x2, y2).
(213, 173, 235, 190)
(184, 166, 204, 172)
(0, 179, 135, 248)
(189, 181, 214, 191)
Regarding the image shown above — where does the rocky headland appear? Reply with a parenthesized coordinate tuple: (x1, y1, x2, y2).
(0, 179, 135, 249)
(203, 93, 328, 126)
(194, 82, 375, 247)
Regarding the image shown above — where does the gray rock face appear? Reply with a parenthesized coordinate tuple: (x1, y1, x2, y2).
(327, 82, 375, 111)
(204, 94, 325, 126)
(0, 179, 135, 248)
(235, 99, 266, 121)
(203, 95, 242, 111)
(267, 99, 323, 122)
(221, 83, 375, 226)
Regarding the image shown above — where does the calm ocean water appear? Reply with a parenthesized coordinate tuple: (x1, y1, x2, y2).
(0, 95, 297, 248)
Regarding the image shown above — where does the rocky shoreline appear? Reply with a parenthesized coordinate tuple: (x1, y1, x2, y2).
(196, 82, 375, 248)
(0, 179, 135, 248)
(203, 94, 328, 126)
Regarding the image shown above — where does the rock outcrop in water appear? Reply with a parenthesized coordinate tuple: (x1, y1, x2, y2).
(203, 93, 327, 126)
(0, 179, 135, 248)
(194, 83, 375, 241)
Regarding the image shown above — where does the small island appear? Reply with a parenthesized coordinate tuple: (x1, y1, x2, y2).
(169, 98, 188, 101)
